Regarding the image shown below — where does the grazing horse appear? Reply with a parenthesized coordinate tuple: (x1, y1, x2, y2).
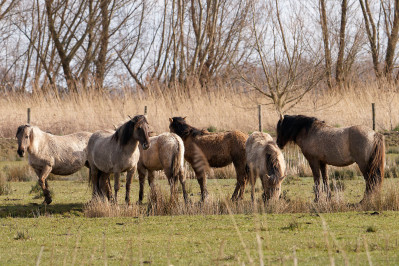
(16, 125, 92, 204)
(136, 132, 188, 203)
(169, 117, 249, 201)
(87, 115, 150, 204)
(276, 114, 385, 202)
(246, 132, 286, 201)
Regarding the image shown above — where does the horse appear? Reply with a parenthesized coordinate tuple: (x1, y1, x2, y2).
(87, 115, 150, 204)
(135, 132, 188, 203)
(16, 125, 92, 204)
(246, 131, 287, 201)
(276, 114, 385, 202)
(169, 117, 249, 201)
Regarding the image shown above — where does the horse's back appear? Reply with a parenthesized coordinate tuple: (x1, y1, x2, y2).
(190, 130, 247, 167)
(46, 131, 92, 175)
(140, 132, 183, 171)
(245, 131, 281, 173)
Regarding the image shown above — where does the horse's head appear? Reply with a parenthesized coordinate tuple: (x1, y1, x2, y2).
(113, 115, 150, 150)
(16, 125, 33, 157)
(264, 143, 287, 200)
(132, 115, 150, 150)
(168, 117, 187, 137)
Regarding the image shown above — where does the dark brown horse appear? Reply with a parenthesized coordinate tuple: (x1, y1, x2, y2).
(276, 114, 385, 202)
(169, 117, 249, 201)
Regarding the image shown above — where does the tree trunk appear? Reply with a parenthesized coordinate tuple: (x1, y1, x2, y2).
(385, 0, 399, 80)
(319, 0, 332, 88)
(336, 0, 347, 86)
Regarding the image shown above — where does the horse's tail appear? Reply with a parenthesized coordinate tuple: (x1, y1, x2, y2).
(365, 132, 385, 194)
(191, 142, 212, 176)
(171, 136, 184, 182)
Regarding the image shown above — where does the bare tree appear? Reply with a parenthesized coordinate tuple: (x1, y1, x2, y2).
(383, 0, 399, 80)
(319, 0, 332, 88)
(237, 1, 324, 114)
(336, 0, 348, 85)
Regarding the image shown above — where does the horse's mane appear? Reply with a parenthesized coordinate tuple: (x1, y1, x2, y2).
(170, 117, 209, 139)
(265, 142, 284, 183)
(277, 115, 325, 147)
(112, 115, 147, 146)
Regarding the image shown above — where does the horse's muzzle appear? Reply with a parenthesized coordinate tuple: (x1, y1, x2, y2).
(17, 149, 25, 157)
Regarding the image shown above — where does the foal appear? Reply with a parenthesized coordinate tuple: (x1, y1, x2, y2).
(246, 132, 286, 201)
(136, 132, 188, 203)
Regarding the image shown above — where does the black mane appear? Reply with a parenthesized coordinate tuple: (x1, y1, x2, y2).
(16, 124, 30, 137)
(169, 117, 207, 139)
(276, 115, 324, 148)
(112, 115, 147, 146)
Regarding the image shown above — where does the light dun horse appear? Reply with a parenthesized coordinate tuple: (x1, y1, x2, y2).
(169, 117, 248, 201)
(276, 115, 385, 202)
(246, 132, 286, 201)
(136, 132, 188, 203)
(16, 125, 92, 204)
(87, 115, 150, 204)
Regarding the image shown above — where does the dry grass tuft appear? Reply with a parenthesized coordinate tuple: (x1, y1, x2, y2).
(83, 183, 399, 217)
(0, 171, 11, 195)
(4, 165, 35, 182)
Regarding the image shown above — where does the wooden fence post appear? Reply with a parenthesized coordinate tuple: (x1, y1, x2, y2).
(144, 106, 147, 116)
(258, 104, 262, 132)
(27, 108, 31, 124)
(372, 103, 375, 130)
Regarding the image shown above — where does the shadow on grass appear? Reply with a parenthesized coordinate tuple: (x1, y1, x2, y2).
(0, 202, 85, 218)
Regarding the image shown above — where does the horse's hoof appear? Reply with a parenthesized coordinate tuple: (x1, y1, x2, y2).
(43, 198, 52, 205)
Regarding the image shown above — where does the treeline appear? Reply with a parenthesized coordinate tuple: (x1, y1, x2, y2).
(0, 1, 399, 110)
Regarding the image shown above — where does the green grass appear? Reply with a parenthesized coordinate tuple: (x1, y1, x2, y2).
(1, 135, 399, 264)
(0, 177, 399, 264)
(1, 211, 399, 264)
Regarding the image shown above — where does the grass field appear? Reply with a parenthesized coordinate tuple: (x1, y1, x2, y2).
(1, 176, 399, 264)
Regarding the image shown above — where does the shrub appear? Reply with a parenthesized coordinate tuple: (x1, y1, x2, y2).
(385, 165, 399, 178)
(330, 168, 357, 180)
(6, 165, 35, 182)
(387, 146, 399, 154)
(0, 172, 11, 195)
(330, 179, 345, 192)
(14, 231, 30, 240)
(366, 226, 377, 233)
(207, 125, 217, 132)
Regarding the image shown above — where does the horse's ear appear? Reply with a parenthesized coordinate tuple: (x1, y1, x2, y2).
(169, 118, 173, 123)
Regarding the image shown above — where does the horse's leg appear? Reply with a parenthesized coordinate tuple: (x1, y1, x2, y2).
(308, 159, 322, 202)
(99, 172, 113, 201)
(114, 172, 120, 204)
(178, 169, 188, 203)
(125, 167, 135, 205)
(260, 174, 268, 202)
(90, 167, 100, 199)
(232, 161, 248, 200)
(148, 170, 156, 200)
(320, 162, 331, 199)
(138, 166, 147, 204)
(193, 167, 208, 201)
(36, 165, 53, 204)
